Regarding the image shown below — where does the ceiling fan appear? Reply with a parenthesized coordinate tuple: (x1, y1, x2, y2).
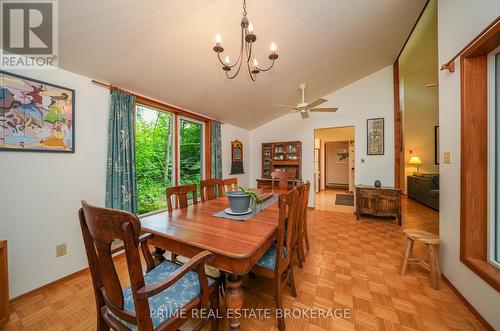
(275, 83, 338, 119)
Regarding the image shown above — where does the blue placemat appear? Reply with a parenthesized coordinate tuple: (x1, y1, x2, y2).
(213, 195, 278, 221)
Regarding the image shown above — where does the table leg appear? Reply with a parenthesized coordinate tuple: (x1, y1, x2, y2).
(225, 274, 244, 331)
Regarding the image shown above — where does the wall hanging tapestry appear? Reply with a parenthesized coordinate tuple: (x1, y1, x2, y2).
(367, 118, 384, 155)
(230, 139, 244, 174)
(0, 70, 75, 152)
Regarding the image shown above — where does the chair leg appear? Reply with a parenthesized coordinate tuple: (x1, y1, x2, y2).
(400, 238, 414, 276)
(289, 267, 298, 298)
(303, 217, 310, 251)
(295, 245, 303, 268)
(274, 278, 286, 331)
(299, 236, 306, 264)
(210, 286, 220, 331)
(434, 245, 442, 279)
(428, 245, 439, 290)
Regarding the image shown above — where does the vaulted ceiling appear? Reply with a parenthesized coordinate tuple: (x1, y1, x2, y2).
(59, 0, 426, 129)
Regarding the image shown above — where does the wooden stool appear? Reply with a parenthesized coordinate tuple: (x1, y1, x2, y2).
(400, 229, 441, 289)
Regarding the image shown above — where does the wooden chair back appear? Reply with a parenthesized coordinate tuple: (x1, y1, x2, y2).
(271, 171, 289, 191)
(166, 184, 198, 213)
(222, 178, 238, 193)
(200, 179, 224, 202)
(276, 188, 300, 272)
(79, 201, 154, 329)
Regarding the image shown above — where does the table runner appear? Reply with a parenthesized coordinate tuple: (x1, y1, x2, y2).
(213, 194, 278, 221)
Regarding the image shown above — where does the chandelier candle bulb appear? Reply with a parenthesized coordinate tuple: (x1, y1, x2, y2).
(248, 23, 254, 33)
(215, 34, 222, 45)
(225, 56, 230, 65)
(271, 43, 277, 53)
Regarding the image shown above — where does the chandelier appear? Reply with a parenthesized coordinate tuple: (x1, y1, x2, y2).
(213, 0, 278, 81)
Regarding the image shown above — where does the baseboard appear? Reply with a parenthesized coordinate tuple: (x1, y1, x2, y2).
(442, 275, 494, 331)
(9, 253, 125, 304)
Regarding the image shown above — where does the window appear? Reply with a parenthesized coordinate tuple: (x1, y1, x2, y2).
(489, 48, 500, 267)
(134, 104, 207, 215)
(179, 118, 204, 199)
(135, 105, 174, 214)
(458, 18, 500, 291)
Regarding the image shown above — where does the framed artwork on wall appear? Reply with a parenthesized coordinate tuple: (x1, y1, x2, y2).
(367, 118, 384, 155)
(0, 70, 75, 153)
(230, 139, 244, 174)
(334, 148, 349, 164)
(434, 125, 439, 165)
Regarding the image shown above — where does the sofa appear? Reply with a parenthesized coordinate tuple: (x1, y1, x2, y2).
(407, 174, 439, 211)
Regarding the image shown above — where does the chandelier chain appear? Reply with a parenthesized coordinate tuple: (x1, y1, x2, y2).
(242, 0, 247, 16)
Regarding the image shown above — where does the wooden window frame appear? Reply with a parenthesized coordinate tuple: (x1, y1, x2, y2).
(135, 96, 212, 184)
(459, 19, 500, 292)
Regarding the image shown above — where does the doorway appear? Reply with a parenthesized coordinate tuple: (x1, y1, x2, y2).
(314, 126, 355, 211)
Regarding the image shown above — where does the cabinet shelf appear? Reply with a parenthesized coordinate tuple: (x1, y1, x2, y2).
(261, 141, 302, 181)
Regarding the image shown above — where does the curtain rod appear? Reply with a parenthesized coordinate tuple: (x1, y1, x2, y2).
(441, 15, 500, 72)
(91, 79, 224, 124)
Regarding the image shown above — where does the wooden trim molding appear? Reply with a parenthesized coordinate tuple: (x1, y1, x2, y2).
(459, 17, 500, 292)
(0, 241, 8, 327)
(441, 15, 500, 72)
(442, 275, 495, 330)
(393, 61, 402, 189)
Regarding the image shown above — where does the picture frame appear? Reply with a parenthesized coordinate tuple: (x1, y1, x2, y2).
(0, 70, 75, 153)
(334, 148, 349, 164)
(434, 125, 439, 165)
(367, 118, 384, 155)
(230, 139, 244, 174)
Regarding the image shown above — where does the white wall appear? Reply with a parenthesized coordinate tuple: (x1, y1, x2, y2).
(220, 123, 250, 187)
(250, 66, 395, 206)
(0, 68, 110, 298)
(438, 0, 500, 328)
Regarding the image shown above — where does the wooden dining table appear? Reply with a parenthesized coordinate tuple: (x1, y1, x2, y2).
(140, 189, 282, 331)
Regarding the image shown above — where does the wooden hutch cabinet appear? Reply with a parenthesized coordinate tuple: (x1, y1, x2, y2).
(257, 141, 302, 188)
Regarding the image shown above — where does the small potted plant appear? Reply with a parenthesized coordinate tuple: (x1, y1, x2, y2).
(226, 187, 263, 214)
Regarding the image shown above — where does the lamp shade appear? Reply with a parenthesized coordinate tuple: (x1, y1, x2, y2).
(408, 156, 423, 164)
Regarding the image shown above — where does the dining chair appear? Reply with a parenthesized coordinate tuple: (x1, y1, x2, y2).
(271, 171, 289, 191)
(222, 178, 238, 193)
(251, 188, 300, 331)
(165, 184, 198, 263)
(79, 201, 219, 331)
(295, 181, 311, 267)
(200, 179, 224, 202)
(166, 184, 198, 213)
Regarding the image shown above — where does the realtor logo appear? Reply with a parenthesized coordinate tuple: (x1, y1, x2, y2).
(0, 0, 58, 68)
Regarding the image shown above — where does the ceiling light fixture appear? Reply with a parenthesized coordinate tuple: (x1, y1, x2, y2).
(213, 0, 278, 81)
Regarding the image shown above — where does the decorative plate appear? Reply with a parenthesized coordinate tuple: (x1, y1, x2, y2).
(224, 208, 253, 216)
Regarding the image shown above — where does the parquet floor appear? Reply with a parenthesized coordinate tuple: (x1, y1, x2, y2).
(3, 198, 486, 330)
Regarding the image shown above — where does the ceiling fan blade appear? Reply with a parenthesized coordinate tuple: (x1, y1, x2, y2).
(274, 104, 297, 108)
(306, 98, 328, 109)
(310, 107, 338, 112)
(300, 111, 309, 119)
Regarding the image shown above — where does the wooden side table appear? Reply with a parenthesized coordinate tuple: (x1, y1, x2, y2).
(355, 185, 402, 225)
(0, 240, 8, 327)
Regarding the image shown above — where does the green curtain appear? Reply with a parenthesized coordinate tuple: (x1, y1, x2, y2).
(211, 121, 222, 179)
(105, 90, 137, 214)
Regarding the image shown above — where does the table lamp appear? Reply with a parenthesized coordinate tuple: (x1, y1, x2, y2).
(409, 156, 423, 175)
